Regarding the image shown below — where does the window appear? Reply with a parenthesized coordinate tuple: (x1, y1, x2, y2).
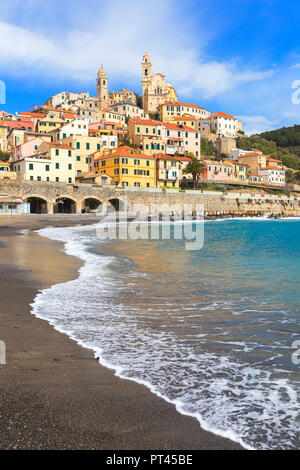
(114, 158, 119, 164)
(122, 168, 128, 174)
(101, 161, 106, 166)
(56, 163, 59, 169)
(46, 177, 49, 182)
(30, 175, 34, 180)
(37, 176, 41, 181)
(68, 178, 72, 183)
(86, 158, 89, 164)
(68, 164, 72, 170)
(29, 163, 34, 170)
(86, 143, 90, 150)
(76, 156, 81, 161)
(68, 150, 72, 156)
(56, 177, 59, 182)
(134, 182, 140, 187)
(76, 142, 80, 149)
(97, 144, 100, 150)
(55, 149, 59, 156)
(45, 165, 50, 171)
(122, 158, 128, 164)
(146, 160, 150, 166)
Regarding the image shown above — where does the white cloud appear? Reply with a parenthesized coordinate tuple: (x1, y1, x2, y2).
(237, 115, 279, 135)
(0, 0, 273, 100)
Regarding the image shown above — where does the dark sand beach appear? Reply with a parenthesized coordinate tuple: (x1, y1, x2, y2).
(0, 215, 243, 450)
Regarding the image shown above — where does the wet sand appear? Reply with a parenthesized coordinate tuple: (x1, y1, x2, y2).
(0, 215, 243, 450)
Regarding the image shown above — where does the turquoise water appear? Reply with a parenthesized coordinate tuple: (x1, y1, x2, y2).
(34, 219, 300, 449)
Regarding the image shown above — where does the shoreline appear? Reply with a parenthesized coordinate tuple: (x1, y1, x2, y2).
(0, 215, 243, 450)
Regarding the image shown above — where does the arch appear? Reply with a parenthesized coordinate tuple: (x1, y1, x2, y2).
(108, 198, 126, 212)
(82, 197, 102, 213)
(25, 196, 48, 214)
(54, 196, 76, 214)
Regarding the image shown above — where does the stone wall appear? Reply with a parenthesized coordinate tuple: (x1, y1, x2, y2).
(0, 180, 299, 216)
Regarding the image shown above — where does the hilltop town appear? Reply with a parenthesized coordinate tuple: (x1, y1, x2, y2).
(0, 52, 292, 215)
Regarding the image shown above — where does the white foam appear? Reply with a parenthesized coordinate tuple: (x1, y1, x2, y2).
(31, 223, 300, 450)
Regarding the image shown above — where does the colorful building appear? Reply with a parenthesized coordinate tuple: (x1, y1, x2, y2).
(158, 101, 211, 122)
(93, 146, 156, 188)
(164, 123, 201, 158)
(12, 142, 76, 184)
(209, 112, 239, 138)
(201, 160, 233, 182)
(155, 154, 191, 188)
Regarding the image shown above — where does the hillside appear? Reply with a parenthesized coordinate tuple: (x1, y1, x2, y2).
(236, 126, 300, 171)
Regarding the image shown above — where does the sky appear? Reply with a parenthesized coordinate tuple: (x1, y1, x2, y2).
(1, 0, 300, 134)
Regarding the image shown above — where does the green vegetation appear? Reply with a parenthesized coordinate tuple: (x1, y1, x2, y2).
(182, 156, 206, 189)
(236, 125, 300, 170)
(200, 136, 218, 157)
(0, 150, 11, 162)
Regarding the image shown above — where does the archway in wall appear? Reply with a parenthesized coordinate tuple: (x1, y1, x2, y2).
(83, 198, 102, 213)
(26, 197, 48, 214)
(54, 197, 76, 214)
(108, 198, 125, 212)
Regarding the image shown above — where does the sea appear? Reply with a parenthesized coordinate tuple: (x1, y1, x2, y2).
(32, 218, 300, 450)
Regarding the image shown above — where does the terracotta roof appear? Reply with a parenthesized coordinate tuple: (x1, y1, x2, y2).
(94, 146, 155, 161)
(260, 166, 283, 171)
(155, 153, 192, 162)
(20, 112, 46, 118)
(162, 101, 206, 110)
(0, 160, 9, 165)
(209, 112, 235, 119)
(240, 152, 262, 157)
(266, 157, 281, 162)
(130, 118, 162, 126)
(164, 123, 196, 131)
(41, 142, 75, 150)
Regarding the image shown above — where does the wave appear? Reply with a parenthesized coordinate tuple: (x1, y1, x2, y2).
(31, 222, 299, 450)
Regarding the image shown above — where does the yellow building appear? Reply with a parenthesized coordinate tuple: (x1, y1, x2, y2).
(37, 112, 65, 133)
(0, 119, 7, 151)
(155, 154, 191, 188)
(62, 135, 103, 175)
(224, 160, 249, 182)
(163, 114, 197, 129)
(158, 101, 211, 122)
(12, 142, 76, 184)
(94, 146, 156, 188)
(99, 108, 126, 126)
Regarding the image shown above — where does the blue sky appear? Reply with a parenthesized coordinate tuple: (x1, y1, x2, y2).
(1, 0, 300, 134)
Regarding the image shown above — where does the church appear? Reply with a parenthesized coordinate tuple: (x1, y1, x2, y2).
(142, 52, 177, 114)
(96, 53, 178, 114)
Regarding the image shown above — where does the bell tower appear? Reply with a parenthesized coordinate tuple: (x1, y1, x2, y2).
(97, 66, 108, 108)
(142, 52, 151, 110)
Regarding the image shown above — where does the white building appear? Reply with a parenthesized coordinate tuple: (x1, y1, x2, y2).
(109, 101, 148, 120)
(49, 119, 89, 142)
(209, 112, 239, 138)
(12, 143, 76, 184)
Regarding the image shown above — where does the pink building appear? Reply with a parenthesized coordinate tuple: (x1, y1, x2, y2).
(14, 137, 48, 162)
(201, 160, 233, 182)
(164, 123, 201, 158)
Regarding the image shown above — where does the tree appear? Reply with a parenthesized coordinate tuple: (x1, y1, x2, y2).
(201, 136, 217, 157)
(183, 156, 206, 189)
(0, 150, 11, 162)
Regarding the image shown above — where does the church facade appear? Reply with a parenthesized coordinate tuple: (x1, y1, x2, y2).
(142, 52, 177, 114)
